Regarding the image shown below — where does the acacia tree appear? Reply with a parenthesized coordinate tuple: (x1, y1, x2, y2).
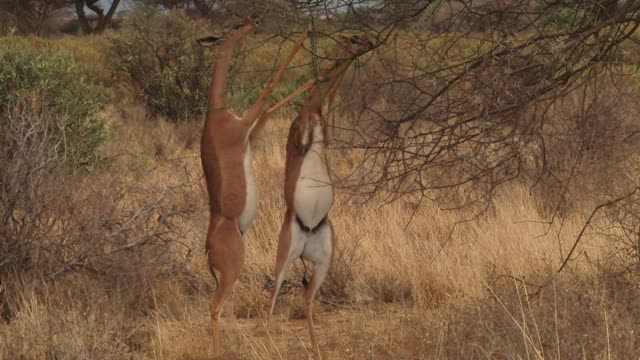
(219, 0, 639, 221)
(71, 0, 121, 34)
(242, 0, 640, 274)
(133, 0, 219, 16)
(0, 0, 124, 35)
(0, 0, 68, 35)
(309, 1, 640, 210)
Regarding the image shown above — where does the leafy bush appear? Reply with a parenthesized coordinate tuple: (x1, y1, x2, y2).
(55, 35, 123, 99)
(108, 7, 316, 120)
(0, 36, 105, 165)
(541, 6, 590, 30)
(108, 8, 214, 121)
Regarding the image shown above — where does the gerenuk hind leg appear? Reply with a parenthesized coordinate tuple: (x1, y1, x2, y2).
(267, 216, 304, 326)
(301, 222, 333, 359)
(206, 216, 245, 355)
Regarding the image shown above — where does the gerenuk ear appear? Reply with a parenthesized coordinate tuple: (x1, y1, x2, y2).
(197, 36, 223, 47)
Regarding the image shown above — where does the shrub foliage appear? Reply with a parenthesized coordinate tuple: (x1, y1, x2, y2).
(108, 8, 214, 121)
(0, 102, 195, 294)
(0, 36, 105, 165)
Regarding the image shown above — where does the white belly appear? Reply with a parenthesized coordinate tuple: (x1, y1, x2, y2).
(238, 144, 257, 234)
(293, 150, 334, 229)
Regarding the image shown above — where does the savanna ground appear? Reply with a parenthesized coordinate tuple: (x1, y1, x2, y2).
(2, 4, 640, 359)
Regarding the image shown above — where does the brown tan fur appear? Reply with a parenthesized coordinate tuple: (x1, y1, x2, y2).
(198, 19, 308, 355)
(267, 34, 373, 359)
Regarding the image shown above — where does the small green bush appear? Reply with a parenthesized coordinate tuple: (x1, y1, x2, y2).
(142, 59, 210, 120)
(541, 6, 590, 30)
(108, 8, 214, 121)
(0, 36, 105, 165)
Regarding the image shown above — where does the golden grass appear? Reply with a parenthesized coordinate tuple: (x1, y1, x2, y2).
(3, 104, 628, 359)
(3, 26, 640, 357)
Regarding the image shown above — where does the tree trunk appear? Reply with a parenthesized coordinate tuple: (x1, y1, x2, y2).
(72, 0, 121, 35)
(74, 0, 93, 34)
(85, 0, 105, 26)
(94, 0, 120, 33)
(192, 0, 212, 17)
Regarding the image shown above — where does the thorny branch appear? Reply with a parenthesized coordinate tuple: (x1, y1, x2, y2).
(257, 1, 640, 273)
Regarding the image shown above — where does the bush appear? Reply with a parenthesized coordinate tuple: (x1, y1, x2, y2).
(0, 36, 105, 165)
(541, 6, 589, 29)
(55, 35, 123, 99)
(108, 8, 214, 121)
(0, 101, 196, 296)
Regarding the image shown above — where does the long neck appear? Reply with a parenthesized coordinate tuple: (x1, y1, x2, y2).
(305, 57, 354, 114)
(208, 29, 251, 111)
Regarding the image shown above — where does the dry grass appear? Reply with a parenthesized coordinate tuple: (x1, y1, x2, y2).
(1, 101, 636, 359)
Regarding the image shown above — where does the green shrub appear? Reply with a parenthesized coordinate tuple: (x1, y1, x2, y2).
(541, 6, 590, 30)
(108, 8, 214, 121)
(142, 59, 210, 120)
(0, 36, 105, 165)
